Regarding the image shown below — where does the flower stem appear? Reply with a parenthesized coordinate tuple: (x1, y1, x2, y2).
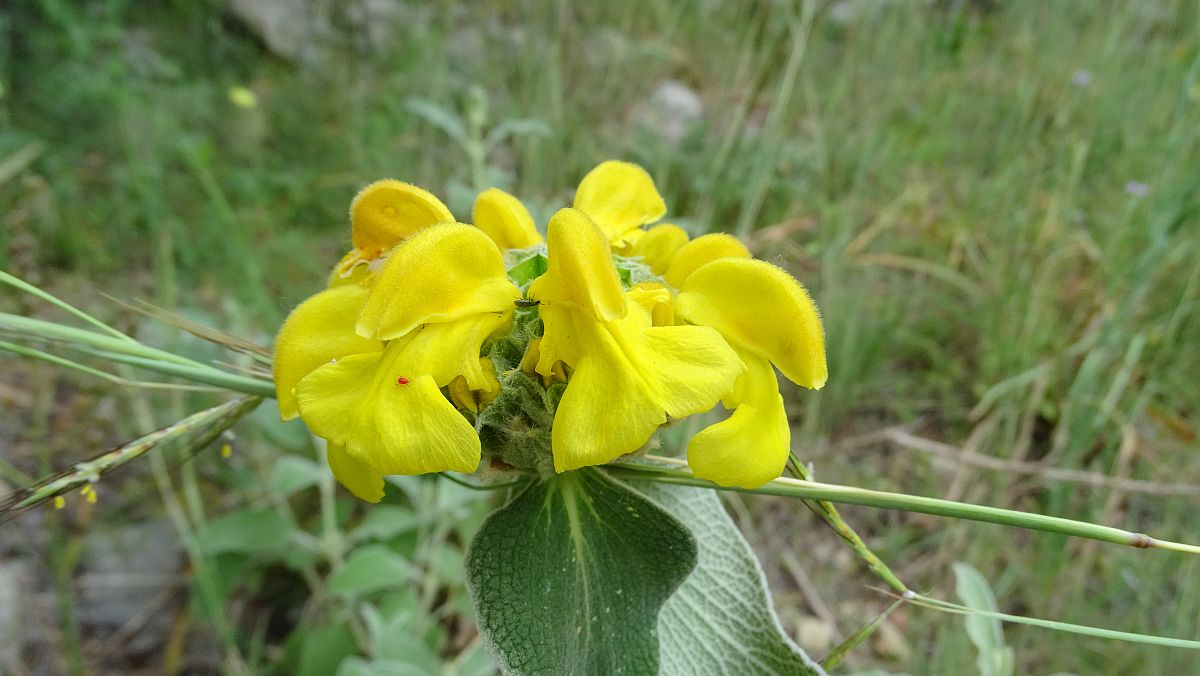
(611, 459, 1199, 554)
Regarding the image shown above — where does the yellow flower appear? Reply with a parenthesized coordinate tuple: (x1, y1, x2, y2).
(675, 258, 827, 488)
(565, 159, 826, 488)
(275, 160, 828, 501)
(295, 315, 509, 476)
(328, 180, 455, 287)
(573, 161, 667, 248)
(630, 223, 689, 275)
(355, 222, 523, 340)
(528, 207, 744, 472)
(274, 223, 521, 501)
(472, 187, 543, 249)
(662, 233, 751, 288)
(273, 284, 382, 421)
(227, 86, 258, 109)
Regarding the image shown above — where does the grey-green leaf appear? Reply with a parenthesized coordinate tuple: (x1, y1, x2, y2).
(328, 544, 414, 598)
(465, 469, 697, 675)
(195, 507, 296, 555)
(634, 481, 827, 676)
(269, 456, 322, 495)
(335, 657, 432, 676)
(953, 561, 1014, 676)
(405, 98, 468, 145)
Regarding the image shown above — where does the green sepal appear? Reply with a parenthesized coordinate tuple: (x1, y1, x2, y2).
(613, 254, 658, 287)
(475, 369, 555, 474)
(465, 469, 698, 675)
(505, 250, 549, 287)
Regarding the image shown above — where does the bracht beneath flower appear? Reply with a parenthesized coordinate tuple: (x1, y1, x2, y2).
(273, 161, 827, 501)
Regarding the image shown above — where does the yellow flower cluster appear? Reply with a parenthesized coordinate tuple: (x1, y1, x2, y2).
(274, 161, 826, 502)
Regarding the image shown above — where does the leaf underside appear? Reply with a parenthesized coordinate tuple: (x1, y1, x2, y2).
(635, 481, 827, 676)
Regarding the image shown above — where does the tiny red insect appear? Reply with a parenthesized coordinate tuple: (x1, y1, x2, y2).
(396, 376, 410, 385)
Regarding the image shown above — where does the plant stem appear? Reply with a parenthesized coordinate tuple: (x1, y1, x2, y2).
(786, 454, 908, 593)
(3, 397, 262, 514)
(612, 459, 1200, 554)
(821, 597, 905, 669)
(906, 592, 1200, 650)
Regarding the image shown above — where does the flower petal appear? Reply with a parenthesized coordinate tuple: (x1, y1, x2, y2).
(326, 250, 373, 288)
(528, 208, 626, 322)
(357, 223, 521, 340)
(548, 339, 663, 472)
(401, 314, 510, 388)
(676, 258, 827, 389)
(448, 357, 501, 413)
(295, 343, 481, 476)
(541, 304, 743, 472)
(626, 281, 674, 327)
(687, 350, 790, 488)
(573, 161, 666, 246)
(350, 179, 454, 254)
(631, 223, 689, 275)
(472, 187, 543, 249)
(663, 233, 750, 287)
(327, 443, 385, 502)
(273, 285, 382, 420)
(641, 324, 745, 418)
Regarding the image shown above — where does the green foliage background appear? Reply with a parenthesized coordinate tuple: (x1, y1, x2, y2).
(2, 0, 1199, 673)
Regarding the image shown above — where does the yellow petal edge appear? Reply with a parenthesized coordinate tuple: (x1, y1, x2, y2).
(573, 160, 667, 246)
(472, 187, 543, 249)
(350, 179, 454, 254)
(357, 223, 522, 340)
(676, 257, 827, 389)
(531, 208, 744, 472)
(273, 285, 382, 420)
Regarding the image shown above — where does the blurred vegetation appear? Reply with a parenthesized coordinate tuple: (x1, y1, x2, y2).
(2, 0, 1199, 673)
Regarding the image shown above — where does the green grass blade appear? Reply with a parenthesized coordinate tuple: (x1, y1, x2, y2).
(907, 592, 1200, 651)
(0, 312, 203, 367)
(821, 597, 905, 670)
(83, 349, 276, 398)
(0, 339, 222, 392)
(0, 313, 275, 396)
(0, 269, 136, 342)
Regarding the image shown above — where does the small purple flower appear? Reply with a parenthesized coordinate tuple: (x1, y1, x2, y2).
(1072, 70, 1094, 88)
(1125, 181, 1150, 198)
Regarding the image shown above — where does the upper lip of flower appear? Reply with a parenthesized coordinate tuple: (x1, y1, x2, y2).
(355, 223, 523, 341)
(571, 160, 668, 247)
